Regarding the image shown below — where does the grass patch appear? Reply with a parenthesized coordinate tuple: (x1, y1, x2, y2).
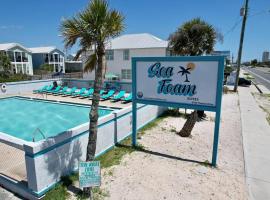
(199, 160, 213, 168)
(246, 75, 254, 80)
(259, 105, 270, 125)
(42, 184, 69, 200)
(76, 188, 110, 200)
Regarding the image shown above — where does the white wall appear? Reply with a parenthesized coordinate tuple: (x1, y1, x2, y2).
(0, 79, 58, 96)
(83, 48, 167, 80)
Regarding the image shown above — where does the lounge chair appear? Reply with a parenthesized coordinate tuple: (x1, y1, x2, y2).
(71, 88, 87, 97)
(122, 93, 132, 103)
(101, 90, 115, 100)
(47, 86, 61, 94)
(52, 86, 68, 95)
(80, 88, 94, 98)
(41, 85, 54, 93)
(111, 90, 125, 102)
(33, 85, 49, 93)
(88, 89, 105, 99)
(62, 87, 77, 96)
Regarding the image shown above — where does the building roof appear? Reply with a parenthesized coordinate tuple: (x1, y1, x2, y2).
(29, 46, 60, 54)
(106, 33, 168, 49)
(0, 43, 31, 52)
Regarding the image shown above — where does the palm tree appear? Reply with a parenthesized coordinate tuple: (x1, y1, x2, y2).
(60, 0, 124, 197)
(178, 66, 191, 82)
(169, 18, 221, 137)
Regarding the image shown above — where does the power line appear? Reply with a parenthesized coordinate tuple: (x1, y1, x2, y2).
(223, 8, 270, 38)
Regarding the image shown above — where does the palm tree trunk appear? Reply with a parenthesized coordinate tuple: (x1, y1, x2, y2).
(178, 111, 197, 137)
(84, 44, 106, 199)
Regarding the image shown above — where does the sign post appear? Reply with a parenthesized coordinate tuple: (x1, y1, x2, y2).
(132, 56, 224, 167)
(79, 161, 101, 188)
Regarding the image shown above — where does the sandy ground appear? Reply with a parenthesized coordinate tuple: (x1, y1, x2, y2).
(98, 93, 247, 200)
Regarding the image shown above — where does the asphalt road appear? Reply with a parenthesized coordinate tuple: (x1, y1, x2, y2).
(244, 67, 270, 90)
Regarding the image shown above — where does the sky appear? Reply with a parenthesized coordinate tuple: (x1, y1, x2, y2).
(0, 0, 269, 61)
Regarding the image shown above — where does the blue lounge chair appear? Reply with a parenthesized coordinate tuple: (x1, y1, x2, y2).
(72, 88, 87, 97)
(33, 85, 49, 93)
(80, 88, 94, 98)
(101, 90, 115, 100)
(88, 89, 105, 99)
(122, 93, 132, 103)
(111, 91, 125, 102)
(62, 87, 77, 96)
(52, 86, 68, 95)
(47, 86, 61, 94)
(42, 85, 54, 93)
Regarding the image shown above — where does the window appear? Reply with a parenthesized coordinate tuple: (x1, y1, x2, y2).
(50, 54, 54, 62)
(105, 50, 114, 60)
(15, 52, 22, 62)
(54, 54, 59, 62)
(7, 51, 15, 62)
(22, 52, 28, 62)
(123, 49, 129, 60)
(121, 69, 131, 79)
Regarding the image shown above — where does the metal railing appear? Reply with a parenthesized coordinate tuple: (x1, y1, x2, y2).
(32, 128, 47, 142)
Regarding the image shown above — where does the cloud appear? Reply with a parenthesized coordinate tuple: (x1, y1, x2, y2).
(0, 25, 24, 30)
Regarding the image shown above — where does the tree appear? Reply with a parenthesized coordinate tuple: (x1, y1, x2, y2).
(0, 52, 11, 77)
(40, 64, 54, 73)
(60, 0, 124, 198)
(250, 59, 257, 66)
(168, 18, 220, 137)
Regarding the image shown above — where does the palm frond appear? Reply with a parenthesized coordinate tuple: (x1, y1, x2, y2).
(73, 48, 86, 61)
(84, 53, 97, 73)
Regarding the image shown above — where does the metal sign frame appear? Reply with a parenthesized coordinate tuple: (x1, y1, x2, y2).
(131, 56, 224, 166)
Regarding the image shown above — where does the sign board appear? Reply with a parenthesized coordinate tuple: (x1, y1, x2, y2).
(132, 56, 224, 166)
(79, 161, 101, 188)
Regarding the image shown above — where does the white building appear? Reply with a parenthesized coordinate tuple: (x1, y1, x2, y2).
(29, 46, 65, 73)
(0, 43, 33, 75)
(83, 33, 169, 81)
(262, 51, 269, 62)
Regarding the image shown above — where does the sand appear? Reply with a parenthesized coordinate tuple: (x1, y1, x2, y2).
(100, 93, 247, 200)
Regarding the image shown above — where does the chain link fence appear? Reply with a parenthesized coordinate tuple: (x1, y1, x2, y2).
(0, 141, 27, 182)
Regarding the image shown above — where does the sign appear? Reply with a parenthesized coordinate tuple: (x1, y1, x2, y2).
(132, 56, 224, 166)
(79, 161, 101, 188)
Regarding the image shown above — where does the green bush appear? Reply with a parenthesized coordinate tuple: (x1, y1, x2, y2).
(0, 74, 30, 83)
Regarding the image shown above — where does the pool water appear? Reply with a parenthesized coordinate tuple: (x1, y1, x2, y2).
(0, 97, 113, 142)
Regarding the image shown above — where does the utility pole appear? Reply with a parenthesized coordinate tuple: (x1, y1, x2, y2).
(234, 0, 249, 92)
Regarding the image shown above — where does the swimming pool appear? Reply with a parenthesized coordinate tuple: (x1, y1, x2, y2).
(0, 97, 113, 142)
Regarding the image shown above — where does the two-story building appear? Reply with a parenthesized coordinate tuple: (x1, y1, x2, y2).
(83, 33, 169, 81)
(0, 43, 33, 75)
(29, 46, 65, 73)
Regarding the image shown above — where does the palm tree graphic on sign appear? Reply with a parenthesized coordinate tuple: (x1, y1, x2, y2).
(178, 62, 196, 82)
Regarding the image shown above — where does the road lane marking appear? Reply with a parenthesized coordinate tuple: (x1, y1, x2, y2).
(245, 69, 270, 84)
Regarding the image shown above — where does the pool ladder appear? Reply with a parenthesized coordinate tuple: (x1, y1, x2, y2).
(32, 128, 46, 142)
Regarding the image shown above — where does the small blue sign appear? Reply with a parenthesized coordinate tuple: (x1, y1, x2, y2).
(79, 161, 101, 188)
